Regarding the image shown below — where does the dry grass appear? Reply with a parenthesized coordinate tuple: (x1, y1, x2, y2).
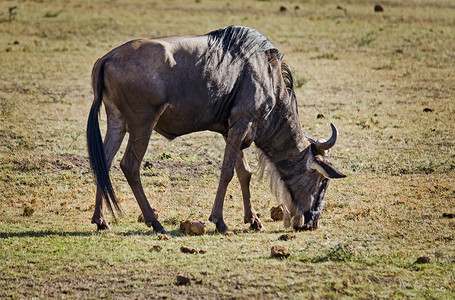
(1, 0, 454, 298)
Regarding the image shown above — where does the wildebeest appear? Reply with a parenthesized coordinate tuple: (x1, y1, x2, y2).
(87, 26, 345, 235)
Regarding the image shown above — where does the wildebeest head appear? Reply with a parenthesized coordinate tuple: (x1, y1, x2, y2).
(259, 124, 345, 231)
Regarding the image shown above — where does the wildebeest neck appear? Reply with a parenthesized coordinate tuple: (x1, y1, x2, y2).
(255, 97, 309, 165)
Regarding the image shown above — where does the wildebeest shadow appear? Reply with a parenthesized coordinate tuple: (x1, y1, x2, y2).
(0, 229, 189, 239)
(0, 230, 95, 239)
(0, 228, 285, 239)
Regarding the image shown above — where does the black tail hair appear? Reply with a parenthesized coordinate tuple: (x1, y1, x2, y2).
(86, 61, 121, 219)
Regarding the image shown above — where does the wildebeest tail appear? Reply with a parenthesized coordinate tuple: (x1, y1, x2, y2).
(86, 59, 121, 219)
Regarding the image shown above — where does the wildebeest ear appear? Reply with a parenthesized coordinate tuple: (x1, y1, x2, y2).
(307, 151, 346, 179)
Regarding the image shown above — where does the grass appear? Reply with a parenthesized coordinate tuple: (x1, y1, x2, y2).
(1, 0, 454, 298)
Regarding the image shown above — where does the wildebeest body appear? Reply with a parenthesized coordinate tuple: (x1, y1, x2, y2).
(87, 26, 345, 234)
(103, 32, 278, 139)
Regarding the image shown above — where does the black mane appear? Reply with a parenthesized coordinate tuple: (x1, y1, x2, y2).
(280, 62, 294, 99)
(206, 26, 294, 99)
(206, 26, 279, 60)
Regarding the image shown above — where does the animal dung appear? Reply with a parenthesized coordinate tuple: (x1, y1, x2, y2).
(443, 213, 455, 219)
(414, 257, 431, 264)
(180, 220, 206, 236)
(278, 233, 296, 241)
(270, 205, 284, 221)
(271, 245, 290, 259)
(150, 245, 163, 252)
(175, 275, 202, 286)
(180, 246, 206, 254)
(176, 275, 191, 286)
(374, 4, 384, 12)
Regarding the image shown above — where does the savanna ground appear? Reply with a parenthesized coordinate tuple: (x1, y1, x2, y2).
(1, 0, 454, 298)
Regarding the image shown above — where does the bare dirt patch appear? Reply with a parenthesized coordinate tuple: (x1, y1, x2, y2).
(45, 153, 91, 174)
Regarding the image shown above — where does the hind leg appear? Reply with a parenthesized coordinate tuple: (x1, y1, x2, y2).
(235, 152, 265, 231)
(120, 106, 168, 233)
(120, 129, 165, 233)
(91, 110, 126, 230)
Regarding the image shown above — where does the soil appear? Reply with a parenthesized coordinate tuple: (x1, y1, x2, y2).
(46, 153, 92, 174)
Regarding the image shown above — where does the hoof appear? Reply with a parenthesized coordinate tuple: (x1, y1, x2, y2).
(294, 221, 317, 231)
(146, 219, 166, 235)
(215, 221, 230, 235)
(155, 228, 168, 235)
(250, 217, 266, 232)
(157, 233, 170, 240)
(92, 219, 110, 231)
(210, 215, 230, 235)
(97, 223, 110, 231)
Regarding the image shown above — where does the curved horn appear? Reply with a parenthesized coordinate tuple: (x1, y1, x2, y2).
(315, 123, 338, 151)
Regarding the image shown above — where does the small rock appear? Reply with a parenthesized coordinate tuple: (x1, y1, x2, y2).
(278, 233, 296, 241)
(271, 205, 284, 221)
(176, 275, 191, 286)
(180, 220, 206, 236)
(157, 233, 170, 240)
(423, 108, 433, 112)
(374, 4, 384, 12)
(280, 6, 287, 12)
(150, 245, 163, 252)
(317, 113, 325, 119)
(414, 256, 431, 264)
(271, 245, 290, 259)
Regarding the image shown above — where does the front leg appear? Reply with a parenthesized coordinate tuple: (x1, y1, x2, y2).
(209, 120, 253, 234)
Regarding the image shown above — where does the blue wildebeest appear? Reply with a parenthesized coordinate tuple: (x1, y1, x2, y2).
(87, 26, 345, 235)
